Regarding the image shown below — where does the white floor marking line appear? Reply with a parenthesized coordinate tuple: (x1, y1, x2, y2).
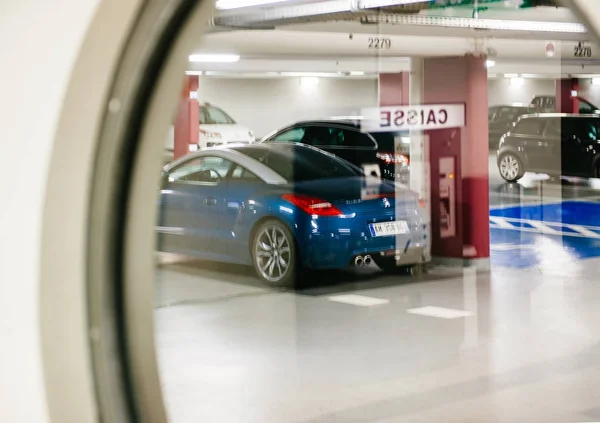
(489, 200, 565, 211)
(327, 294, 390, 307)
(407, 306, 474, 319)
(489, 216, 516, 229)
(490, 217, 600, 239)
(566, 224, 600, 238)
(526, 220, 562, 235)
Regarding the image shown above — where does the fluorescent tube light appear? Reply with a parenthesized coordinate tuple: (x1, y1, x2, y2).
(189, 54, 240, 63)
(216, 0, 290, 10)
(485, 60, 496, 68)
(360, 0, 433, 7)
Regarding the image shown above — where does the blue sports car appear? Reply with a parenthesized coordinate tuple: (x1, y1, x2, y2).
(157, 143, 429, 287)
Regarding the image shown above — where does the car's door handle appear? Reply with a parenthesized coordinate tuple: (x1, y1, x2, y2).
(204, 197, 218, 206)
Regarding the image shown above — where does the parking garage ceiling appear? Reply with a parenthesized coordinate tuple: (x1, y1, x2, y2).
(188, 0, 600, 78)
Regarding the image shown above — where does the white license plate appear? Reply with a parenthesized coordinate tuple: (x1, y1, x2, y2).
(369, 221, 409, 237)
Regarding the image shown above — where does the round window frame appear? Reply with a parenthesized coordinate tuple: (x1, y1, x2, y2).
(86, 1, 213, 422)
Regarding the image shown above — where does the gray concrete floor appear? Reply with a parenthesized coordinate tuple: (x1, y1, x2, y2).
(154, 156, 600, 423)
(155, 259, 600, 423)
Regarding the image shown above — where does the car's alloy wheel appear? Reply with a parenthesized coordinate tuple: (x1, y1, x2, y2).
(499, 154, 523, 182)
(253, 220, 295, 287)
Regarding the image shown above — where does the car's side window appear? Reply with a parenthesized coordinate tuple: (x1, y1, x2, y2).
(544, 118, 562, 138)
(167, 156, 232, 185)
(340, 128, 376, 148)
(569, 119, 598, 141)
(514, 118, 543, 136)
(310, 126, 376, 148)
(230, 164, 261, 182)
(271, 127, 306, 143)
(579, 100, 595, 114)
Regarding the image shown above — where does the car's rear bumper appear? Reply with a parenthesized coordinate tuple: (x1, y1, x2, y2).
(299, 230, 428, 269)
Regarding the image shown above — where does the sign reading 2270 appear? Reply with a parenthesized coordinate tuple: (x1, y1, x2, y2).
(361, 105, 466, 132)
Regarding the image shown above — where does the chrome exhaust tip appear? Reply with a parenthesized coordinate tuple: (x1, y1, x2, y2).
(354, 256, 364, 267)
(364, 255, 373, 266)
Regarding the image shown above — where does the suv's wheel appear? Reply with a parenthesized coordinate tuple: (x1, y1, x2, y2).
(252, 219, 297, 288)
(498, 153, 524, 182)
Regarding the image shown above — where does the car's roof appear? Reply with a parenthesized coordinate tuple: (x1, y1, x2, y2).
(490, 103, 532, 108)
(291, 119, 361, 129)
(519, 113, 600, 119)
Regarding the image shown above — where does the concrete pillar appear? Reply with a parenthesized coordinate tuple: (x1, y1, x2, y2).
(173, 75, 199, 159)
(423, 56, 490, 267)
(378, 72, 410, 106)
(556, 78, 579, 113)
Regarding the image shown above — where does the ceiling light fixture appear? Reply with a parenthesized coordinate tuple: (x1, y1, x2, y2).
(300, 76, 320, 87)
(510, 77, 524, 87)
(504, 73, 518, 78)
(363, 14, 586, 34)
(350, 71, 366, 76)
(485, 60, 496, 68)
(188, 54, 240, 63)
(215, 0, 290, 10)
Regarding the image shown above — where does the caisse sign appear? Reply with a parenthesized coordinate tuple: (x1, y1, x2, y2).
(361, 104, 465, 132)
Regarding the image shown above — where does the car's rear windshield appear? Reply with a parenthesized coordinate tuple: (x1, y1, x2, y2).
(199, 106, 236, 125)
(232, 145, 362, 182)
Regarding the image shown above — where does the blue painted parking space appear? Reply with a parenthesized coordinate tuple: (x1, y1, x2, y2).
(489, 201, 600, 269)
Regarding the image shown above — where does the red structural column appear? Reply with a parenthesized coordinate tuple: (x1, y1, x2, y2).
(173, 75, 199, 159)
(378, 72, 410, 106)
(556, 78, 579, 113)
(423, 56, 490, 266)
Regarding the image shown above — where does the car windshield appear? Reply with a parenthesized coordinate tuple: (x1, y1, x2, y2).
(232, 145, 362, 182)
(199, 106, 236, 125)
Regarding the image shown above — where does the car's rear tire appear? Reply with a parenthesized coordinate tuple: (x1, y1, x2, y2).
(498, 153, 524, 182)
(251, 219, 298, 288)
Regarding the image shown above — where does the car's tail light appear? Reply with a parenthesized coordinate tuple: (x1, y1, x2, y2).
(376, 152, 409, 165)
(282, 194, 343, 216)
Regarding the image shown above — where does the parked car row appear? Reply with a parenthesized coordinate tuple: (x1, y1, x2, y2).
(488, 96, 600, 150)
(157, 100, 600, 286)
(497, 113, 600, 182)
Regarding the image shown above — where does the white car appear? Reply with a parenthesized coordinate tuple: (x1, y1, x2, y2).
(166, 103, 255, 153)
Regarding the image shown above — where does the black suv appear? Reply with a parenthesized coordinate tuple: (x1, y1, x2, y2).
(488, 104, 535, 149)
(497, 113, 600, 182)
(531, 95, 600, 114)
(260, 119, 410, 184)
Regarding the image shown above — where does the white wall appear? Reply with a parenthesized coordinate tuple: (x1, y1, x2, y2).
(0, 1, 102, 422)
(198, 76, 560, 136)
(487, 78, 556, 106)
(578, 78, 600, 107)
(198, 77, 378, 138)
